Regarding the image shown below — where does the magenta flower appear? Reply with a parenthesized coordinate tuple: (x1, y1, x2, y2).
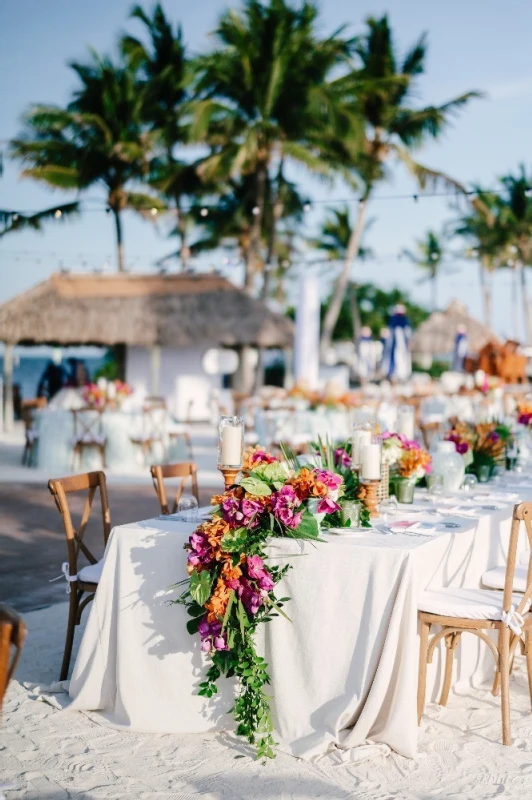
(317, 497, 341, 515)
(247, 555, 266, 579)
(334, 448, 352, 468)
(314, 469, 342, 490)
(271, 485, 302, 528)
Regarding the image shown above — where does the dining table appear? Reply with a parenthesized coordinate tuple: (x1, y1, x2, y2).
(66, 473, 532, 764)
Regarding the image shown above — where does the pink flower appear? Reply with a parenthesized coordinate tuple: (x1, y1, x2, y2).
(247, 555, 266, 580)
(334, 448, 352, 468)
(271, 485, 302, 528)
(317, 497, 341, 515)
(314, 469, 342, 490)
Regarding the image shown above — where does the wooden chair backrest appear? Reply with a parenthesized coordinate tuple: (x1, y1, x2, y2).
(72, 407, 105, 442)
(0, 604, 27, 712)
(504, 503, 532, 619)
(150, 462, 199, 515)
(420, 421, 442, 450)
(48, 471, 111, 579)
(21, 397, 47, 430)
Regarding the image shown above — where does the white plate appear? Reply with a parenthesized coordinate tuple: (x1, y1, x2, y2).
(324, 527, 372, 536)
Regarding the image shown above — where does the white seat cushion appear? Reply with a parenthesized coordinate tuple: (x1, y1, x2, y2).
(418, 587, 525, 620)
(482, 566, 528, 593)
(78, 561, 103, 584)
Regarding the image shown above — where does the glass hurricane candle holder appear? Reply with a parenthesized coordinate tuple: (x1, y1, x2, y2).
(352, 422, 372, 471)
(218, 415, 244, 469)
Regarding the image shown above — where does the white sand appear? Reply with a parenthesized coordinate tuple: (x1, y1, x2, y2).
(2, 603, 532, 799)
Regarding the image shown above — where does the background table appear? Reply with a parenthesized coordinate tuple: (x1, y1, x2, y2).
(67, 492, 526, 764)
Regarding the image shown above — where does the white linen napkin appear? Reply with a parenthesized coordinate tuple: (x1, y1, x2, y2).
(388, 520, 438, 536)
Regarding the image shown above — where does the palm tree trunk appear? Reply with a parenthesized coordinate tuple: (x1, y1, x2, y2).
(320, 196, 369, 358)
(349, 283, 362, 341)
(176, 205, 188, 272)
(478, 263, 492, 328)
(245, 163, 267, 295)
(431, 276, 438, 312)
(113, 209, 125, 272)
(520, 264, 532, 344)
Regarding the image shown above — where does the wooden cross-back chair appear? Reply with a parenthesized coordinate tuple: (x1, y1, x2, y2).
(150, 462, 199, 515)
(71, 407, 106, 470)
(48, 471, 111, 680)
(418, 501, 532, 746)
(21, 397, 47, 466)
(0, 604, 27, 714)
(420, 420, 443, 451)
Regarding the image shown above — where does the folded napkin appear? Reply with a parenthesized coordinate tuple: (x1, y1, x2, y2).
(472, 492, 518, 502)
(388, 520, 437, 536)
(436, 505, 480, 517)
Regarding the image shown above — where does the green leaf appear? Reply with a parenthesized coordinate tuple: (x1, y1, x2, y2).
(239, 476, 272, 497)
(293, 510, 319, 539)
(252, 462, 287, 484)
(186, 615, 203, 635)
(189, 570, 212, 606)
(222, 590, 235, 631)
(221, 527, 248, 553)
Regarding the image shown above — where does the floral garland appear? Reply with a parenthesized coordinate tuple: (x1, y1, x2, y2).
(176, 446, 348, 759)
(445, 421, 511, 472)
(381, 432, 431, 480)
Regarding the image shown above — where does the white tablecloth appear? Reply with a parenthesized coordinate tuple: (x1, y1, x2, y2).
(67, 487, 529, 763)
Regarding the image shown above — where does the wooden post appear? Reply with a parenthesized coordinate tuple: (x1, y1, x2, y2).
(3, 343, 14, 432)
(150, 345, 161, 396)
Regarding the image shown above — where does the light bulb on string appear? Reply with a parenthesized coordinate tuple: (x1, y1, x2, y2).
(200, 208, 209, 217)
(150, 207, 158, 217)
(252, 206, 260, 216)
(54, 209, 62, 219)
(303, 202, 311, 213)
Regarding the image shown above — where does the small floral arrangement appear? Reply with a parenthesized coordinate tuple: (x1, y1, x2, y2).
(517, 402, 532, 427)
(81, 383, 106, 408)
(445, 421, 510, 475)
(114, 379, 133, 398)
(312, 437, 371, 528)
(176, 445, 344, 759)
(381, 432, 431, 479)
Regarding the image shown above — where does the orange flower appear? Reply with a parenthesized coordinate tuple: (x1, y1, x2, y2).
(289, 468, 327, 500)
(201, 517, 230, 549)
(205, 577, 231, 622)
(398, 448, 431, 478)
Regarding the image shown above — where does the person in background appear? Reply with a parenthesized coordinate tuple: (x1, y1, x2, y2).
(37, 360, 66, 399)
(388, 304, 412, 383)
(356, 326, 376, 384)
(65, 358, 90, 387)
(452, 324, 469, 372)
(378, 327, 392, 379)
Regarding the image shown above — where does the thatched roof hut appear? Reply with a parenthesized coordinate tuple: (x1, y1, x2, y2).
(411, 300, 500, 358)
(0, 272, 293, 348)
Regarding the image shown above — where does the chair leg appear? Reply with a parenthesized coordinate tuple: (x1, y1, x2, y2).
(440, 632, 460, 707)
(492, 668, 501, 697)
(525, 631, 532, 712)
(500, 625, 512, 746)
(60, 590, 79, 681)
(418, 618, 431, 724)
(185, 432, 193, 460)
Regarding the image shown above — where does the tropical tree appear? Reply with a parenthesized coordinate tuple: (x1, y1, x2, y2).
(402, 230, 444, 311)
(313, 205, 373, 341)
(319, 14, 480, 355)
(0, 202, 79, 237)
(121, 3, 207, 270)
(11, 51, 162, 271)
(191, 0, 352, 293)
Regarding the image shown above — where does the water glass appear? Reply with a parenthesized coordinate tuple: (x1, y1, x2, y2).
(427, 474, 444, 503)
(462, 474, 478, 492)
(178, 494, 199, 522)
(379, 495, 398, 525)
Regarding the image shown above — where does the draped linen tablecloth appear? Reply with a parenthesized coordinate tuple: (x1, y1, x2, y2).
(67, 494, 526, 763)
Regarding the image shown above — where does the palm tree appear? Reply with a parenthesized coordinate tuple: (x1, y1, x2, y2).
(191, 0, 351, 293)
(402, 230, 444, 311)
(319, 15, 480, 355)
(11, 51, 162, 271)
(121, 3, 206, 271)
(314, 205, 373, 341)
(0, 202, 79, 237)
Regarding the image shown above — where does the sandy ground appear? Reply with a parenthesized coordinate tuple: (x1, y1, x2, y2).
(2, 602, 532, 800)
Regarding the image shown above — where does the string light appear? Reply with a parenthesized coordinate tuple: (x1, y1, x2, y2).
(54, 209, 62, 219)
(252, 206, 260, 216)
(303, 202, 312, 213)
(200, 208, 208, 217)
(150, 207, 158, 217)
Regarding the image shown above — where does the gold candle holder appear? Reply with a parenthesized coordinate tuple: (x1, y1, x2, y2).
(219, 466, 241, 490)
(357, 479, 381, 518)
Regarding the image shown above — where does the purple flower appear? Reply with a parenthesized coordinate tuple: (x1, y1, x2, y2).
(334, 448, 352, 468)
(187, 532, 212, 568)
(247, 555, 266, 579)
(258, 573, 275, 592)
(271, 486, 302, 528)
(221, 496, 264, 528)
(214, 636, 228, 651)
(317, 497, 341, 515)
(198, 618, 210, 637)
(456, 442, 469, 455)
(314, 469, 343, 490)
(489, 432, 501, 443)
(201, 639, 211, 653)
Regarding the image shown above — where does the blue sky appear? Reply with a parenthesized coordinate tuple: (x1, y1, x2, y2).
(1, 0, 532, 338)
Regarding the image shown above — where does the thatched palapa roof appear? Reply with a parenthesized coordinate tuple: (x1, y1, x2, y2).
(411, 300, 500, 357)
(0, 272, 293, 348)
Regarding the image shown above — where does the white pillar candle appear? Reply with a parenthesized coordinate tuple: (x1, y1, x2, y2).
(107, 381, 117, 400)
(397, 408, 415, 441)
(352, 429, 372, 465)
(220, 425, 242, 466)
(361, 443, 381, 480)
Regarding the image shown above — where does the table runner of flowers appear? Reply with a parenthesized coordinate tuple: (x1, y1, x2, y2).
(175, 445, 364, 759)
